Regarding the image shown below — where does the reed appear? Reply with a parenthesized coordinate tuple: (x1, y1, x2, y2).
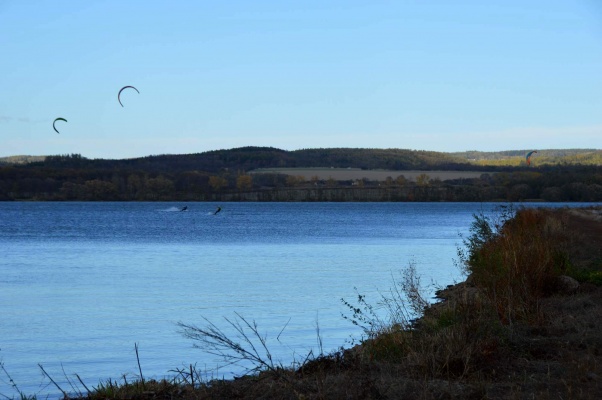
(0, 359, 36, 400)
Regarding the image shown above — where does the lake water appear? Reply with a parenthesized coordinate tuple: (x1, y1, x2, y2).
(1, 201, 598, 397)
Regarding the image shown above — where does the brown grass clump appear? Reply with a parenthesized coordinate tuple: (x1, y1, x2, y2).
(466, 207, 572, 325)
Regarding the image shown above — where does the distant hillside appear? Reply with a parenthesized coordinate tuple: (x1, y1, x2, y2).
(452, 149, 601, 166)
(161, 146, 477, 171)
(1, 147, 601, 202)
(0, 155, 46, 165)
(3, 148, 599, 170)
(23, 147, 479, 173)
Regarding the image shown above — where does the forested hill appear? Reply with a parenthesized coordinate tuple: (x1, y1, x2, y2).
(1, 147, 480, 173)
(1, 147, 599, 172)
(1, 147, 601, 202)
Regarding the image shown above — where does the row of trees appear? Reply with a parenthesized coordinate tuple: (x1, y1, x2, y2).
(1, 162, 601, 201)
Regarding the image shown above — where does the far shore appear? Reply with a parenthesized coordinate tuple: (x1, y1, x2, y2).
(250, 167, 489, 181)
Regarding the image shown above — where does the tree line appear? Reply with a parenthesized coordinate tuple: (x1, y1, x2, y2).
(0, 148, 601, 201)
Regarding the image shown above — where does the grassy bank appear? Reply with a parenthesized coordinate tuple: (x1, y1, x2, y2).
(3, 206, 601, 399)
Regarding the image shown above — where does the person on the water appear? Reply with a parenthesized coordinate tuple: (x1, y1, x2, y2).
(214, 206, 222, 215)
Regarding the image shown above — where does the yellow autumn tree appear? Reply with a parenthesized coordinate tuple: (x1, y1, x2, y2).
(236, 175, 253, 191)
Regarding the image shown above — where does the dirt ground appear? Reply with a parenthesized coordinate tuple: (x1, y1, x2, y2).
(431, 206, 602, 399)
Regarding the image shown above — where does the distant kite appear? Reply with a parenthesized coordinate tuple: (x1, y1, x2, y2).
(526, 150, 538, 166)
(53, 117, 67, 134)
(118, 85, 139, 107)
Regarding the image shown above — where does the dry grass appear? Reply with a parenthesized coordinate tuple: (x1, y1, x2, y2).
(464, 208, 572, 325)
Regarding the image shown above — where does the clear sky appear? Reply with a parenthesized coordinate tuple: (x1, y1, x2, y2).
(1, 0, 601, 159)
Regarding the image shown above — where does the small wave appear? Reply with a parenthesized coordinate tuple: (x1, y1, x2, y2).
(160, 207, 186, 212)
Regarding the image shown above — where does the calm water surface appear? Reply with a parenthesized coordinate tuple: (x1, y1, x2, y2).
(0, 202, 598, 397)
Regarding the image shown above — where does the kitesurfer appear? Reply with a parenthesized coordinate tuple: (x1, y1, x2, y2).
(180, 206, 188, 212)
(214, 206, 222, 215)
(526, 150, 537, 166)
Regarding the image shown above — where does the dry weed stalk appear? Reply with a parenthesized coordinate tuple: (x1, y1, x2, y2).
(177, 312, 315, 379)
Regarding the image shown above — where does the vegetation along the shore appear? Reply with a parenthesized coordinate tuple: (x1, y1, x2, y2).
(2, 205, 601, 399)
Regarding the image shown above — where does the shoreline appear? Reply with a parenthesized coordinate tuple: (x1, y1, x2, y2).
(3, 206, 601, 399)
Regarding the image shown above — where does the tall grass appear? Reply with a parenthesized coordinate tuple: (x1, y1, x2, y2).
(0, 358, 36, 400)
(340, 205, 576, 380)
(459, 206, 571, 325)
(340, 262, 431, 365)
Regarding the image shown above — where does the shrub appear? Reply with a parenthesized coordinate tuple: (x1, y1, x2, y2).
(460, 206, 571, 325)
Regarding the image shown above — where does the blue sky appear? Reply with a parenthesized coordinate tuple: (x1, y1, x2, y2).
(1, 0, 601, 159)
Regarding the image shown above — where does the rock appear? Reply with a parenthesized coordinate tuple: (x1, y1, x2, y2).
(557, 275, 580, 294)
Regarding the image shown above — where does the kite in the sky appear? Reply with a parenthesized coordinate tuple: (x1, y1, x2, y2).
(118, 85, 139, 107)
(52, 118, 67, 134)
(526, 150, 537, 166)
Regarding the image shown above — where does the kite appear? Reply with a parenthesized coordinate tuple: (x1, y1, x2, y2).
(526, 150, 537, 166)
(52, 118, 67, 134)
(118, 85, 139, 107)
